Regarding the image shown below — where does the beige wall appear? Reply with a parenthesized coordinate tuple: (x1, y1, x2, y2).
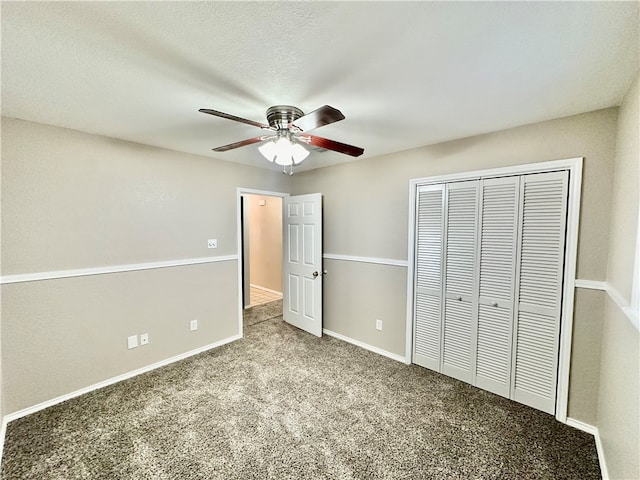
(1, 117, 290, 414)
(598, 73, 639, 479)
(292, 108, 618, 424)
(568, 289, 604, 422)
(323, 259, 407, 354)
(1, 96, 636, 475)
(2, 262, 237, 413)
(247, 194, 282, 294)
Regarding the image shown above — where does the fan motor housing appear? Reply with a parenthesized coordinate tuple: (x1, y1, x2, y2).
(266, 105, 304, 130)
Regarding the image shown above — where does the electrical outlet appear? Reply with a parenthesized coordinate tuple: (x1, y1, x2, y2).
(207, 239, 217, 249)
(127, 335, 138, 349)
(140, 333, 149, 345)
(376, 319, 383, 331)
(190, 319, 198, 331)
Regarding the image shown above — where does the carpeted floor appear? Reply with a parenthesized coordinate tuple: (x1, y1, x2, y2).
(243, 299, 283, 327)
(1, 314, 600, 479)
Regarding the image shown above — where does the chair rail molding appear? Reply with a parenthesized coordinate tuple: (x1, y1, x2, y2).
(0, 255, 238, 285)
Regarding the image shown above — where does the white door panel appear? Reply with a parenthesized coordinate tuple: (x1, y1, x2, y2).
(475, 176, 520, 398)
(413, 185, 445, 370)
(512, 171, 568, 414)
(283, 193, 322, 337)
(441, 181, 479, 384)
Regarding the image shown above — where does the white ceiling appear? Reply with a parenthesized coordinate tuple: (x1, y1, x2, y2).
(2, 2, 638, 173)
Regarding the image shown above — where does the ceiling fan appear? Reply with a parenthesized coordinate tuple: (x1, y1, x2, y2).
(199, 105, 364, 174)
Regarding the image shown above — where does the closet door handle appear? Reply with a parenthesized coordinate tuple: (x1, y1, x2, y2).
(457, 296, 463, 301)
(492, 302, 499, 307)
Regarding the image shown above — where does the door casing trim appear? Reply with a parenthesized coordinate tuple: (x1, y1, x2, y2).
(236, 188, 290, 337)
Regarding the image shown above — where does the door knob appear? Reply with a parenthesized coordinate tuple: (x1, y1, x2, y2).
(312, 271, 319, 278)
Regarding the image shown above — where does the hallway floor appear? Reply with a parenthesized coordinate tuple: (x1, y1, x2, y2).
(249, 285, 282, 307)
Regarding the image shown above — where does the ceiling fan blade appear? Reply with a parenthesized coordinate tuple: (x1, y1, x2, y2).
(212, 136, 264, 152)
(290, 105, 345, 132)
(304, 135, 364, 157)
(199, 108, 272, 130)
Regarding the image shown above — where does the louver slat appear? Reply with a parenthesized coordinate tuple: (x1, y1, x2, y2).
(475, 177, 519, 398)
(442, 182, 478, 384)
(444, 185, 478, 299)
(413, 187, 444, 371)
(476, 304, 512, 390)
(513, 171, 568, 415)
(443, 298, 472, 375)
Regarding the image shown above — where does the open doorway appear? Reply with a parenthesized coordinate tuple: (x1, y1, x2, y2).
(241, 193, 284, 329)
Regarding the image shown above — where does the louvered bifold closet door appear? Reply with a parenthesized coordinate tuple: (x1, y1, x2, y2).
(475, 177, 520, 398)
(441, 181, 480, 384)
(512, 171, 569, 415)
(413, 185, 445, 370)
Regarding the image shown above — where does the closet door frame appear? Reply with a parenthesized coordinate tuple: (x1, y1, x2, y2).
(405, 157, 583, 424)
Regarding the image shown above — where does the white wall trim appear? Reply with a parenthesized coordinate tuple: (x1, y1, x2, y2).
(574, 279, 607, 290)
(574, 279, 640, 332)
(249, 284, 283, 296)
(566, 418, 609, 480)
(0, 255, 238, 285)
(408, 157, 584, 188)
(2, 334, 241, 424)
(323, 329, 406, 363)
(236, 187, 289, 337)
(405, 157, 584, 422)
(565, 416, 597, 435)
(323, 253, 408, 268)
(606, 284, 640, 332)
(556, 158, 583, 422)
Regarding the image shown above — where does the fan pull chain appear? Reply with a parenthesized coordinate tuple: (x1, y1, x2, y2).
(282, 163, 294, 176)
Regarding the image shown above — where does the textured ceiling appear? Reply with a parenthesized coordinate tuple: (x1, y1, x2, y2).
(2, 2, 638, 172)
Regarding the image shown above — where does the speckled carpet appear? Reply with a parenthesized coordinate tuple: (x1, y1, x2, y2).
(243, 299, 283, 327)
(1, 315, 600, 479)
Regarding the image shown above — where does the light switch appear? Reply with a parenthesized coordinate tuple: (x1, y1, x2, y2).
(207, 239, 217, 249)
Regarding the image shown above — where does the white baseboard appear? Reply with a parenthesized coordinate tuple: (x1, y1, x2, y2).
(249, 284, 283, 296)
(566, 417, 609, 480)
(323, 329, 406, 363)
(3, 334, 242, 425)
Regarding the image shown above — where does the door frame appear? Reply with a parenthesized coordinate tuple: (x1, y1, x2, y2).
(405, 157, 583, 423)
(236, 187, 289, 336)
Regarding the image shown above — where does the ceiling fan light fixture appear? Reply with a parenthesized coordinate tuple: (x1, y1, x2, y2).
(290, 142, 310, 164)
(258, 136, 309, 166)
(201, 104, 363, 172)
(257, 140, 277, 162)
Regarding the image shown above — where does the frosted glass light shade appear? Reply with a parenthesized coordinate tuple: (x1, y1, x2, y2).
(258, 137, 309, 166)
(258, 141, 277, 162)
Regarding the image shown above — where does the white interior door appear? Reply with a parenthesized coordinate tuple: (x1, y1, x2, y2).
(413, 184, 445, 371)
(512, 171, 569, 414)
(283, 193, 323, 337)
(441, 180, 480, 384)
(475, 176, 520, 398)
